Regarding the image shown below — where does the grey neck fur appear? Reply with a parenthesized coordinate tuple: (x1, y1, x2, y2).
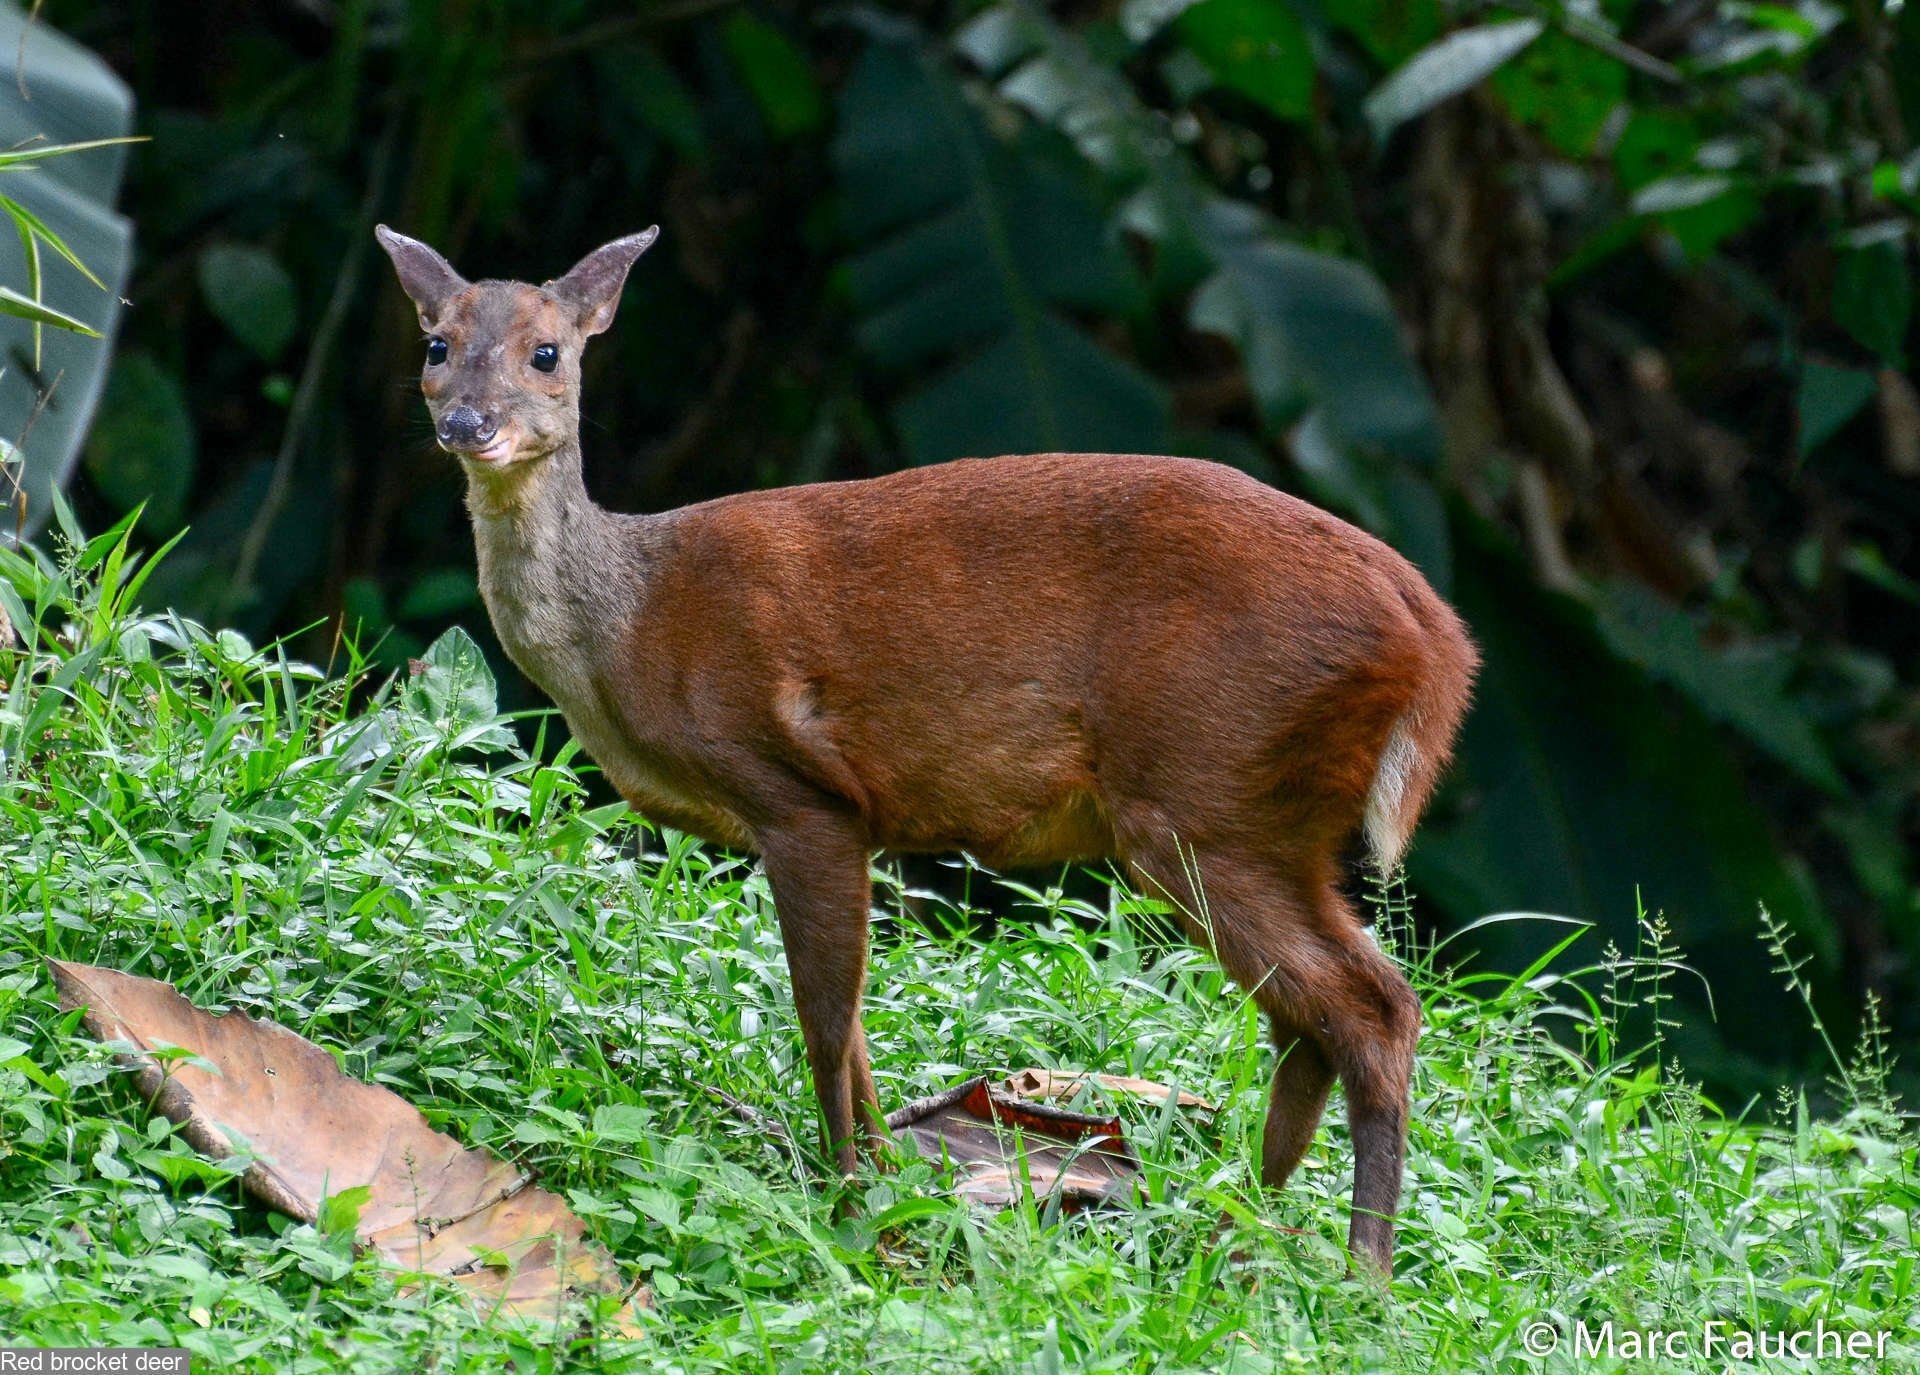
(464, 440, 645, 694)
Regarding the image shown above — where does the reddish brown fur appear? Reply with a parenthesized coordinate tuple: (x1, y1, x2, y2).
(376, 225, 1479, 1276)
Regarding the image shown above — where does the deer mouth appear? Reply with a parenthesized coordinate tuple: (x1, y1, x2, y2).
(463, 435, 516, 466)
(440, 429, 519, 467)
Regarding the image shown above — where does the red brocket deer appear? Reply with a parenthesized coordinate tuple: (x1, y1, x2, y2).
(375, 224, 1477, 1275)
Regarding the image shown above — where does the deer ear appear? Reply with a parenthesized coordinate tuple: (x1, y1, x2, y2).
(551, 227, 659, 336)
(375, 225, 469, 328)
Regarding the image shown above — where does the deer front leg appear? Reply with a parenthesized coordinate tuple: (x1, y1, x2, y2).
(758, 812, 887, 1174)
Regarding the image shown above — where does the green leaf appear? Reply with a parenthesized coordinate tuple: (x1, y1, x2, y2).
(0, 282, 97, 333)
(872, 1196, 954, 1228)
(593, 43, 704, 163)
(15, 200, 40, 366)
(723, 13, 826, 141)
(1832, 241, 1912, 363)
(894, 314, 1170, 463)
(1363, 19, 1545, 142)
(0, 136, 144, 170)
(836, 34, 1167, 464)
(958, 11, 1441, 483)
(1173, 0, 1315, 123)
(956, 5, 1046, 74)
(628, 1185, 681, 1229)
(1590, 580, 1844, 794)
(197, 242, 297, 361)
(1632, 177, 1759, 261)
(404, 625, 498, 732)
(1191, 239, 1441, 464)
(318, 1184, 372, 1236)
(82, 352, 196, 528)
(0, 196, 105, 288)
(1324, 0, 1444, 66)
(1659, 188, 1759, 262)
(1489, 30, 1627, 158)
(1839, 542, 1920, 606)
(1613, 110, 1707, 194)
(1628, 174, 1731, 215)
(1796, 363, 1877, 457)
(1288, 408, 1451, 588)
(592, 1104, 653, 1144)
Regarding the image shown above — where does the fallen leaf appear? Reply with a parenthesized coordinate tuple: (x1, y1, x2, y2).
(885, 1076, 1143, 1212)
(1003, 1067, 1215, 1112)
(49, 959, 650, 1336)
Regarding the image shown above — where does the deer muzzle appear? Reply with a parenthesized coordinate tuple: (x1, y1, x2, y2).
(437, 405, 497, 450)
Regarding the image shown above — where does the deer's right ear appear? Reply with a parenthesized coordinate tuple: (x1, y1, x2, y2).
(375, 225, 468, 327)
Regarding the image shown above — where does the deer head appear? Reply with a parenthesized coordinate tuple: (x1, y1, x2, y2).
(375, 225, 659, 471)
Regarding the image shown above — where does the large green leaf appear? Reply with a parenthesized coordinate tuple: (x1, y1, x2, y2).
(82, 352, 196, 529)
(1832, 239, 1912, 365)
(0, 5, 133, 541)
(1190, 229, 1442, 464)
(1590, 579, 1844, 794)
(1796, 362, 1878, 458)
(894, 314, 1169, 463)
(722, 13, 825, 141)
(835, 33, 1168, 463)
(1173, 0, 1315, 123)
(405, 625, 499, 731)
(198, 243, 297, 362)
(951, 7, 1441, 477)
(1411, 523, 1833, 1090)
(591, 42, 704, 182)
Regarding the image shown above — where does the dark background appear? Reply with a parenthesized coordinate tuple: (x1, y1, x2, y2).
(40, 0, 1920, 1102)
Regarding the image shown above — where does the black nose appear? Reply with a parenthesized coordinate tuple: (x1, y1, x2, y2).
(438, 405, 496, 448)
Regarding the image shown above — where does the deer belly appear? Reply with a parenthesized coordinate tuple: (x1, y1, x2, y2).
(857, 710, 1113, 864)
(552, 695, 755, 850)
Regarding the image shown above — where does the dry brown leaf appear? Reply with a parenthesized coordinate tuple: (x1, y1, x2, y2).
(1003, 1067, 1215, 1112)
(885, 1076, 1143, 1212)
(49, 959, 650, 1337)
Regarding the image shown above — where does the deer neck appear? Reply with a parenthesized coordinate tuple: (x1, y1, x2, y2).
(464, 441, 644, 690)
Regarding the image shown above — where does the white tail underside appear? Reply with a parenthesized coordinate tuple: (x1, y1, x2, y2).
(1362, 714, 1420, 872)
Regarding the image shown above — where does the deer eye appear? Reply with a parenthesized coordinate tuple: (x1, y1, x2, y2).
(425, 337, 448, 366)
(531, 343, 559, 373)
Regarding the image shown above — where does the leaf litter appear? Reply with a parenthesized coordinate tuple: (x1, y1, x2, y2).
(883, 1068, 1210, 1213)
(49, 959, 650, 1337)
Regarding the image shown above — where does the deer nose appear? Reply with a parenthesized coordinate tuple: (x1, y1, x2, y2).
(438, 405, 496, 449)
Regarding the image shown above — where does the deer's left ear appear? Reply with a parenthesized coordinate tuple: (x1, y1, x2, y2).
(551, 227, 660, 336)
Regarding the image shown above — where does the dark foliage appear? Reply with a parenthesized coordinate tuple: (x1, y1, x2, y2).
(38, 0, 1920, 1099)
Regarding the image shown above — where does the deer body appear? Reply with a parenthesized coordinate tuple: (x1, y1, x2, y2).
(378, 226, 1478, 1276)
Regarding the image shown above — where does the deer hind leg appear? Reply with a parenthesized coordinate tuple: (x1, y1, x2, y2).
(1310, 907, 1420, 1276)
(757, 811, 889, 1174)
(1262, 1031, 1334, 1188)
(1119, 828, 1418, 1275)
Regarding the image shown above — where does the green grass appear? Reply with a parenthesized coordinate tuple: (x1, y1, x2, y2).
(1, 515, 1914, 1373)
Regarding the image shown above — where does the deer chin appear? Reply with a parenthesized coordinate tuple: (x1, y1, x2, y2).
(451, 433, 521, 468)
